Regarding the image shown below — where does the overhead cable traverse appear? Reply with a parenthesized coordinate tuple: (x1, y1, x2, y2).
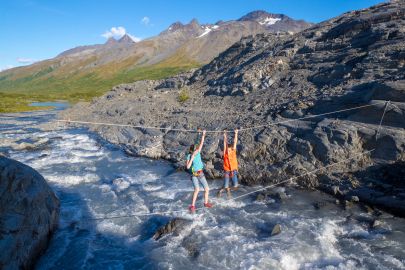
(56, 101, 388, 133)
(13, 148, 376, 230)
(11, 100, 390, 230)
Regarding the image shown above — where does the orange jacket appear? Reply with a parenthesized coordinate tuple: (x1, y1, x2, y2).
(223, 147, 238, 171)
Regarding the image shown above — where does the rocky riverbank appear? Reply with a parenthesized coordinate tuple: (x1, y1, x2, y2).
(62, 1, 405, 216)
(0, 157, 60, 269)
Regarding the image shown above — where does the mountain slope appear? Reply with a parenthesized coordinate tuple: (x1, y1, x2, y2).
(64, 1, 405, 215)
(0, 11, 312, 112)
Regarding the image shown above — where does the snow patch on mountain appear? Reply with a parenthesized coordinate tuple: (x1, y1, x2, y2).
(259, 17, 281, 25)
(198, 25, 220, 38)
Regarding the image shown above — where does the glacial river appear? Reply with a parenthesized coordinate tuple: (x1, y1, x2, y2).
(1, 108, 404, 270)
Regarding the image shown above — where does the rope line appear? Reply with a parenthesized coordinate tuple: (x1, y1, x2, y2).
(61, 99, 391, 222)
(375, 101, 390, 141)
(10, 148, 376, 230)
(4, 100, 390, 231)
(227, 149, 375, 203)
(84, 148, 375, 221)
(238, 102, 386, 131)
(56, 101, 387, 133)
(226, 99, 388, 203)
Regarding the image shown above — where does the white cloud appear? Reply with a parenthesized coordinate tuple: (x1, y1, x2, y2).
(16, 57, 36, 64)
(101, 26, 127, 39)
(101, 26, 141, 42)
(141, 16, 150, 26)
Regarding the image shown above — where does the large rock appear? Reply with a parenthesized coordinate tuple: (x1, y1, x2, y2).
(0, 157, 60, 270)
(0, 137, 50, 152)
(152, 217, 191, 240)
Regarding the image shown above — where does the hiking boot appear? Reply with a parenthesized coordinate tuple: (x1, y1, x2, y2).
(189, 205, 196, 213)
(204, 202, 213, 208)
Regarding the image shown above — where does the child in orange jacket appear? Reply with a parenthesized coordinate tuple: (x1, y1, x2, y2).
(217, 130, 239, 198)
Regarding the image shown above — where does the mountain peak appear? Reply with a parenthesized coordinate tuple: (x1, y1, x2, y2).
(238, 10, 312, 32)
(238, 10, 285, 25)
(167, 21, 184, 32)
(189, 18, 200, 26)
(105, 37, 118, 45)
(118, 34, 136, 43)
(160, 19, 201, 36)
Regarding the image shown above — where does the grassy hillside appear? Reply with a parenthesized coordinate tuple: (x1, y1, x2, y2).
(0, 56, 200, 113)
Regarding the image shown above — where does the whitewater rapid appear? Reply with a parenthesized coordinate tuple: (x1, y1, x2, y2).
(1, 109, 404, 270)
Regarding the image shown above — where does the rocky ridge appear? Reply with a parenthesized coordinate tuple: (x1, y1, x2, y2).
(0, 10, 311, 87)
(238, 10, 312, 33)
(0, 157, 60, 269)
(63, 1, 405, 215)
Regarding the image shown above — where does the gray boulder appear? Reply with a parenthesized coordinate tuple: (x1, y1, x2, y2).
(152, 217, 192, 240)
(0, 157, 60, 270)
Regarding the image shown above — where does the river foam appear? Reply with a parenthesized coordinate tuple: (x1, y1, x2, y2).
(1, 109, 404, 270)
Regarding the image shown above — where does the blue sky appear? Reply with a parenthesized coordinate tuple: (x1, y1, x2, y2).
(0, 0, 386, 71)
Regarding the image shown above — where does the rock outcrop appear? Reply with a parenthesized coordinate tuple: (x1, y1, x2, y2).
(0, 157, 60, 270)
(63, 1, 405, 215)
(152, 218, 192, 240)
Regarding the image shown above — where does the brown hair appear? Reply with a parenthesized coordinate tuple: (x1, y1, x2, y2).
(189, 144, 196, 154)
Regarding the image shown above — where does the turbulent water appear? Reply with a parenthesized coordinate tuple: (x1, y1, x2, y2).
(1, 108, 404, 270)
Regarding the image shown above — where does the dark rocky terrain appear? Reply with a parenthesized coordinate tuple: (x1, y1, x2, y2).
(63, 1, 405, 216)
(0, 157, 60, 269)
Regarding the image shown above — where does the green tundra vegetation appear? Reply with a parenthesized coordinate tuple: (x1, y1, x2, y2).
(0, 56, 200, 113)
(178, 87, 190, 103)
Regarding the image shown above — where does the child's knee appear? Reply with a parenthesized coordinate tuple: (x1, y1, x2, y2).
(194, 188, 200, 193)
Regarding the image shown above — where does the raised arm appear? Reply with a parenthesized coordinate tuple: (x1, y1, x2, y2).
(223, 131, 228, 152)
(186, 154, 195, 169)
(197, 130, 206, 152)
(233, 129, 238, 150)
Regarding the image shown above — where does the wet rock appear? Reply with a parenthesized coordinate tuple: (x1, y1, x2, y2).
(362, 204, 375, 214)
(313, 201, 327, 209)
(256, 193, 267, 202)
(344, 200, 353, 210)
(332, 186, 344, 198)
(314, 200, 337, 211)
(276, 191, 288, 201)
(152, 217, 192, 240)
(181, 235, 201, 259)
(271, 188, 289, 202)
(351, 196, 360, 203)
(335, 199, 340, 205)
(271, 224, 282, 236)
(39, 154, 49, 159)
(370, 219, 383, 229)
(0, 157, 60, 269)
